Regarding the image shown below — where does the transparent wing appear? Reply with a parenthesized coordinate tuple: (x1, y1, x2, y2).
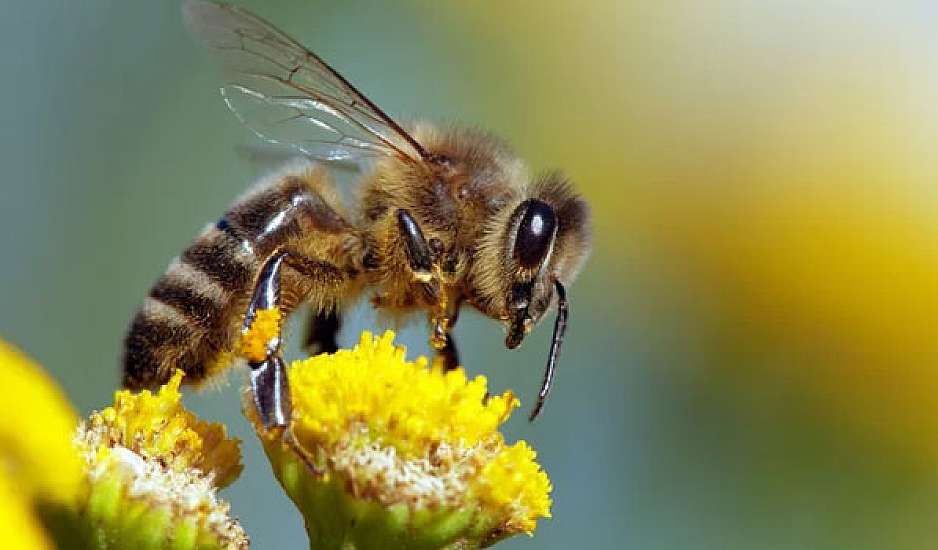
(182, 0, 428, 163)
(234, 143, 361, 176)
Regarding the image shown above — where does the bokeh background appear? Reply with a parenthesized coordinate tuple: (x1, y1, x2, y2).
(4, 1, 938, 548)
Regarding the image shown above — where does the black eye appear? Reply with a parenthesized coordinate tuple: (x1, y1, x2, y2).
(512, 199, 557, 268)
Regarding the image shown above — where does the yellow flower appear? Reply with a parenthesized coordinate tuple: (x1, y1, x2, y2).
(1, 337, 248, 550)
(0, 339, 85, 550)
(0, 339, 84, 506)
(0, 472, 54, 550)
(476, 441, 552, 534)
(81, 370, 242, 487)
(246, 330, 552, 550)
(76, 370, 249, 550)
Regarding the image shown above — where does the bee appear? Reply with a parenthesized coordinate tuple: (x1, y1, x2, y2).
(122, 0, 591, 429)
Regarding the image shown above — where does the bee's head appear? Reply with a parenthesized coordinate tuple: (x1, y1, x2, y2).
(470, 172, 591, 349)
(503, 198, 559, 348)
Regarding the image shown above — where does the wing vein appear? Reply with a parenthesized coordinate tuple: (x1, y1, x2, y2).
(183, 0, 431, 165)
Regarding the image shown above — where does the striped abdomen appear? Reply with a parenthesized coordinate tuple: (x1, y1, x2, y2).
(122, 168, 352, 390)
(121, 221, 257, 389)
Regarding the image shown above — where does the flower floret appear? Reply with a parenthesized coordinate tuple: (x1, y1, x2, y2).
(85, 370, 242, 487)
(288, 331, 520, 459)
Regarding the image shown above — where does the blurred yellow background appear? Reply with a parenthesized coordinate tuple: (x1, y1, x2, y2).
(3, 1, 938, 548)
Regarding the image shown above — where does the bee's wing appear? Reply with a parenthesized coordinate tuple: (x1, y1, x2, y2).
(183, 0, 429, 164)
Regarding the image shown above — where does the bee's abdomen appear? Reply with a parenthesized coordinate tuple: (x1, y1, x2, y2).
(121, 168, 352, 390)
(122, 227, 256, 390)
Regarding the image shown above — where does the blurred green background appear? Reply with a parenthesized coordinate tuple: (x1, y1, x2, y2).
(5, 1, 938, 548)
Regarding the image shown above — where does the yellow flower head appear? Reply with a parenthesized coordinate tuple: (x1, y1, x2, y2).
(0, 339, 86, 550)
(81, 370, 242, 486)
(0, 339, 84, 507)
(76, 370, 248, 550)
(247, 331, 552, 549)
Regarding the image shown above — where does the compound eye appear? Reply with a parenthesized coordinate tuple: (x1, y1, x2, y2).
(512, 199, 557, 268)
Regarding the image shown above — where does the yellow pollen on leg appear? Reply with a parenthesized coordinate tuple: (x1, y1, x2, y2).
(238, 307, 283, 363)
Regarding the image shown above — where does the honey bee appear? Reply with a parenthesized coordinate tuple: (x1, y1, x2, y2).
(122, 0, 591, 428)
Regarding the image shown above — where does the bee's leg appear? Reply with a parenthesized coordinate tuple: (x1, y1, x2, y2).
(397, 208, 466, 371)
(396, 209, 444, 302)
(431, 303, 461, 371)
(250, 355, 292, 431)
(242, 251, 292, 431)
(396, 209, 432, 276)
(243, 250, 347, 430)
(304, 309, 341, 356)
(435, 333, 460, 372)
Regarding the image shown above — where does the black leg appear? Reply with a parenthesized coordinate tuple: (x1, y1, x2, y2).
(528, 280, 568, 422)
(396, 209, 432, 275)
(397, 209, 441, 304)
(249, 354, 291, 430)
(436, 332, 460, 372)
(242, 251, 292, 430)
(242, 249, 346, 430)
(304, 309, 341, 356)
(432, 302, 461, 371)
(243, 252, 285, 339)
